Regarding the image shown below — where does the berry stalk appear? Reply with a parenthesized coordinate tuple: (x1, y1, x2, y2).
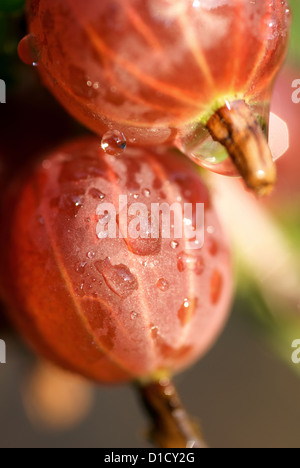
(136, 378, 207, 449)
(207, 101, 276, 197)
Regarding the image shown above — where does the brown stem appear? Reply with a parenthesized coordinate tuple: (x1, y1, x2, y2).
(135, 377, 207, 449)
(206, 100, 276, 197)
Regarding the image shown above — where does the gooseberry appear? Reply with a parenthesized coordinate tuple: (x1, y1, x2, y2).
(20, 0, 291, 194)
(0, 138, 232, 384)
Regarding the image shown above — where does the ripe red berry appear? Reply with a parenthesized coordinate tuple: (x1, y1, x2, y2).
(0, 138, 232, 383)
(20, 0, 290, 194)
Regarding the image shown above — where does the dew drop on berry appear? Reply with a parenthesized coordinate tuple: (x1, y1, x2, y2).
(101, 130, 127, 156)
(60, 193, 84, 217)
(95, 258, 138, 298)
(98, 211, 111, 225)
(86, 251, 96, 259)
(210, 270, 223, 305)
(284, 6, 292, 28)
(262, 13, 279, 40)
(170, 240, 179, 249)
(97, 231, 108, 240)
(177, 252, 204, 275)
(157, 278, 169, 292)
(18, 34, 41, 66)
(178, 298, 198, 327)
(74, 282, 85, 297)
(75, 261, 87, 274)
(130, 311, 138, 321)
(89, 188, 105, 201)
(125, 212, 162, 256)
(143, 189, 151, 198)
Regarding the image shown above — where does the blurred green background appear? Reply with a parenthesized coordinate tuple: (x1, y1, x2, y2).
(0, 0, 300, 448)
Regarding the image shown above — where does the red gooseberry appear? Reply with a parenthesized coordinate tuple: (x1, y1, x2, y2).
(0, 138, 232, 384)
(19, 0, 291, 194)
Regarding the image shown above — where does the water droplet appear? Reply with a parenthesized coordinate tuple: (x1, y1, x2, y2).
(262, 12, 280, 40)
(95, 258, 138, 298)
(89, 188, 105, 201)
(74, 197, 83, 207)
(143, 189, 151, 198)
(177, 252, 204, 275)
(86, 80, 99, 90)
(18, 34, 41, 66)
(87, 251, 96, 259)
(98, 231, 108, 240)
(178, 298, 198, 326)
(170, 240, 179, 249)
(133, 193, 139, 200)
(60, 192, 85, 217)
(210, 270, 223, 305)
(101, 130, 127, 156)
(130, 311, 138, 321)
(157, 278, 169, 292)
(74, 282, 85, 297)
(75, 261, 87, 273)
(125, 214, 162, 257)
(98, 211, 111, 225)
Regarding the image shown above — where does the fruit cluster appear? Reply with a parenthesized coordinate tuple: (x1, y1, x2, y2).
(0, 0, 291, 448)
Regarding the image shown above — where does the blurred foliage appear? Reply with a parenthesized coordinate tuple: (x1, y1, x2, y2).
(289, 0, 300, 65)
(0, 0, 25, 14)
(0, 2, 26, 87)
(239, 274, 300, 380)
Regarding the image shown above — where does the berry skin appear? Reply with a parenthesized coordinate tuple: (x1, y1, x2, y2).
(20, 0, 290, 192)
(0, 139, 232, 383)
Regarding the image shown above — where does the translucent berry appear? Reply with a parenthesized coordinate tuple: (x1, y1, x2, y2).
(23, 0, 291, 194)
(0, 138, 232, 383)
